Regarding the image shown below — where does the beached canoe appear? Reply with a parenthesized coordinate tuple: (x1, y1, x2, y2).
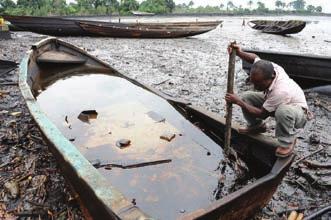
(20, 37, 293, 220)
(248, 20, 306, 35)
(0, 59, 17, 75)
(78, 21, 219, 38)
(2, 15, 91, 36)
(242, 49, 331, 88)
(3, 15, 221, 37)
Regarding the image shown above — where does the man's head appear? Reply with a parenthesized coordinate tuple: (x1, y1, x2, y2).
(250, 59, 275, 91)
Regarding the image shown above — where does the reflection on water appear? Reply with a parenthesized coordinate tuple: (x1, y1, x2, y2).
(36, 73, 239, 219)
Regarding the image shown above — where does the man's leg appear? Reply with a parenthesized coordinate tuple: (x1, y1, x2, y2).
(274, 104, 307, 157)
(275, 104, 307, 145)
(241, 91, 265, 127)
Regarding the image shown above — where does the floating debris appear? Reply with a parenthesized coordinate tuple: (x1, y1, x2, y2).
(309, 134, 320, 145)
(146, 111, 165, 123)
(96, 159, 172, 169)
(77, 110, 98, 123)
(116, 139, 131, 148)
(4, 181, 19, 199)
(89, 159, 101, 168)
(10, 111, 22, 117)
(160, 132, 175, 142)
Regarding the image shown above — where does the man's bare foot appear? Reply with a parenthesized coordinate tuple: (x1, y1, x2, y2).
(238, 123, 267, 134)
(275, 139, 296, 158)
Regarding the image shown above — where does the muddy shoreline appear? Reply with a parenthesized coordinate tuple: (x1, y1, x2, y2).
(1, 15, 330, 219)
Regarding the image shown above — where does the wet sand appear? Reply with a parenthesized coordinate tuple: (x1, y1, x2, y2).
(1, 15, 330, 219)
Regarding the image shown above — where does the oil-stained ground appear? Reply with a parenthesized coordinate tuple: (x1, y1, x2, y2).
(0, 15, 330, 219)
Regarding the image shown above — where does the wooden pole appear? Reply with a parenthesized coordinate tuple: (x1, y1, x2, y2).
(224, 41, 236, 155)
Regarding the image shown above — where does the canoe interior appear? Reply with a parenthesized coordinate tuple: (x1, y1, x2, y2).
(242, 49, 331, 89)
(20, 38, 293, 220)
(248, 20, 306, 35)
(36, 73, 232, 220)
(0, 59, 17, 75)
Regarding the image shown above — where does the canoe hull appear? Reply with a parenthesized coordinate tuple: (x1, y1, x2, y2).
(248, 20, 306, 35)
(242, 49, 331, 88)
(78, 21, 219, 38)
(3, 15, 89, 36)
(20, 37, 293, 219)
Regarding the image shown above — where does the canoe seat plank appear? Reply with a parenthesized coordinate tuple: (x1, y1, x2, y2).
(37, 51, 87, 64)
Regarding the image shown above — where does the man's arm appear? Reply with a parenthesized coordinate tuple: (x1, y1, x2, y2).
(228, 44, 258, 64)
(225, 93, 271, 119)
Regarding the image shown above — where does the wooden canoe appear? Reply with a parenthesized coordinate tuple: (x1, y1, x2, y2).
(3, 15, 221, 37)
(20, 37, 293, 220)
(77, 21, 219, 38)
(0, 59, 17, 75)
(2, 15, 91, 36)
(248, 20, 306, 35)
(242, 49, 331, 88)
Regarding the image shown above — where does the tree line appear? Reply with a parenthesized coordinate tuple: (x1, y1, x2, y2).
(0, 0, 323, 16)
(175, 0, 322, 14)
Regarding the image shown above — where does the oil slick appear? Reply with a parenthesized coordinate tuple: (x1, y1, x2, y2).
(36, 73, 250, 219)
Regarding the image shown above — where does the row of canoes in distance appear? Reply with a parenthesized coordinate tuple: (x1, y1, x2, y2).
(3, 15, 307, 37)
(248, 20, 306, 35)
(2, 15, 222, 38)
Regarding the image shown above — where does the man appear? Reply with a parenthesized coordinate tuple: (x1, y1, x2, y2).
(225, 45, 309, 157)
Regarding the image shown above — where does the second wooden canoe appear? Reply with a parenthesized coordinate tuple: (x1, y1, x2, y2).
(248, 20, 306, 35)
(78, 21, 219, 38)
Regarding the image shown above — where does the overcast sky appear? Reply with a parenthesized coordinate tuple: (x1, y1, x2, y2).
(174, 0, 331, 13)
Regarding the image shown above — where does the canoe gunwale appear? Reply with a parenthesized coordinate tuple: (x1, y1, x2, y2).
(242, 48, 331, 87)
(20, 37, 293, 220)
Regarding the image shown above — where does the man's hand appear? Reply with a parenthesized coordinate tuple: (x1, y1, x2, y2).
(227, 44, 241, 55)
(227, 44, 258, 64)
(225, 93, 242, 105)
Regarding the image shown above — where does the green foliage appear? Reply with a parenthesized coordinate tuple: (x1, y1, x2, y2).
(0, 0, 325, 16)
(289, 0, 305, 11)
(247, 0, 253, 9)
(164, 0, 175, 12)
(306, 4, 315, 12)
(256, 1, 268, 12)
(139, 0, 169, 14)
(120, 0, 139, 14)
(315, 6, 322, 12)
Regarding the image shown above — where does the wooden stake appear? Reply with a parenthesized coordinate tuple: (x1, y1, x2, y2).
(224, 41, 236, 155)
